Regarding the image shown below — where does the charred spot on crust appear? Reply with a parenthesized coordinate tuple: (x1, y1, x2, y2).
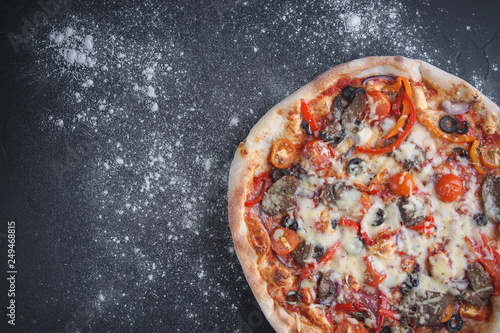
(238, 144, 249, 156)
(272, 267, 291, 287)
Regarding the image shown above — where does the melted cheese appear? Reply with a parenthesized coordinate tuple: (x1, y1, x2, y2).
(361, 201, 401, 239)
(357, 127, 374, 146)
(429, 252, 453, 283)
(286, 82, 494, 309)
(336, 188, 363, 212)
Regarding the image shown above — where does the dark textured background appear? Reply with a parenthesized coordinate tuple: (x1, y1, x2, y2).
(0, 0, 499, 332)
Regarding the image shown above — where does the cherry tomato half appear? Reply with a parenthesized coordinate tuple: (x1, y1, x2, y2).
(480, 146, 500, 169)
(271, 139, 297, 169)
(389, 171, 414, 197)
(302, 140, 332, 171)
(335, 318, 366, 333)
(441, 304, 453, 323)
(363, 255, 387, 288)
(271, 227, 299, 255)
(460, 304, 487, 321)
(364, 91, 391, 120)
(435, 174, 462, 203)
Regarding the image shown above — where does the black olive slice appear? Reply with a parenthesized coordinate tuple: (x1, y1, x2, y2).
(331, 218, 338, 229)
(347, 158, 367, 175)
(285, 291, 301, 305)
(473, 213, 489, 226)
(447, 315, 464, 332)
(282, 215, 298, 231)
(452, 147, 469, 160)
(400, 283, 411, 295)
(439, 115, 460, 133)
(342, 86, 365, 103)
(342, 86, 356, 102)
(372, 208, 387, 226)
(457, 120, 470, 135)
(313, 245, 325, 259)
(407, 273, 419, 288)
(301, 119, 313, 136)
(380, 326, 393, 333)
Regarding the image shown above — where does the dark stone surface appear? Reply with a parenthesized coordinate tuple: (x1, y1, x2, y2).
(0, 0, 499, 332)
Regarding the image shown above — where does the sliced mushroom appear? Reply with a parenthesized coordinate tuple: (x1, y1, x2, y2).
(320, 122, 346, 145)
(482, 172, 500, 223)
(465, 263, 494, 303)
(331, 95, 346, 121)
(397, 196, 426, 227)
(292, 241, 315, 267)
(316, 271, 337, 306)
(393, 142, 426, 171)
(261, 175, 298, 215)
(321, 182, 350, 206)
(341, 90, 365, 132)
(400, 291, 453, 327)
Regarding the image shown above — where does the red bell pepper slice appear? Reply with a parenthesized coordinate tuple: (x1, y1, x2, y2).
(384, 77, 412, 98)
(465, 235, 500, 293)
(356, 93, 415, 155)
(361, 232, 376, 246)
(391, 91, 405, 116)
(379, 308, 400, 321)
(339, 217, 360, 233)
(333, 303, 356, 312)
(363, 255, 387, 288)
(352, 302, 371, 313)
(375, 290, 388, 331)
(244, 172, 271, 206)
(375, 290, 401, 331)
(407, 216, 435, 235)
(384, 96, 411, 139)
(320, 241, 342, 265)
(301, 99, 319, 137)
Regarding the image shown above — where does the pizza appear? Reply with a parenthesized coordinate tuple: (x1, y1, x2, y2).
(228, 56, 500, 333)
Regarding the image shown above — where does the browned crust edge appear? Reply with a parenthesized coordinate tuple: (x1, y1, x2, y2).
(227, 55, 500, 333)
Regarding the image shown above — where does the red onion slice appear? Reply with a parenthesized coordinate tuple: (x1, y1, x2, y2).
(317, 295, 335, 307)
(440, 100, 472, 115)
(362, 75, 397, 85)
(259, 206, 271, 233)
(275, 253, 298, 269)
(356, 292, 378, 316)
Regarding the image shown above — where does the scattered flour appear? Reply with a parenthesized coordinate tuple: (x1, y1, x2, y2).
(346, 14, 362, 31)
(16, 0, 497, 331)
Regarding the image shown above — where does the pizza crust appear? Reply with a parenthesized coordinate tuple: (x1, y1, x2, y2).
(228, 56, 500, 333)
